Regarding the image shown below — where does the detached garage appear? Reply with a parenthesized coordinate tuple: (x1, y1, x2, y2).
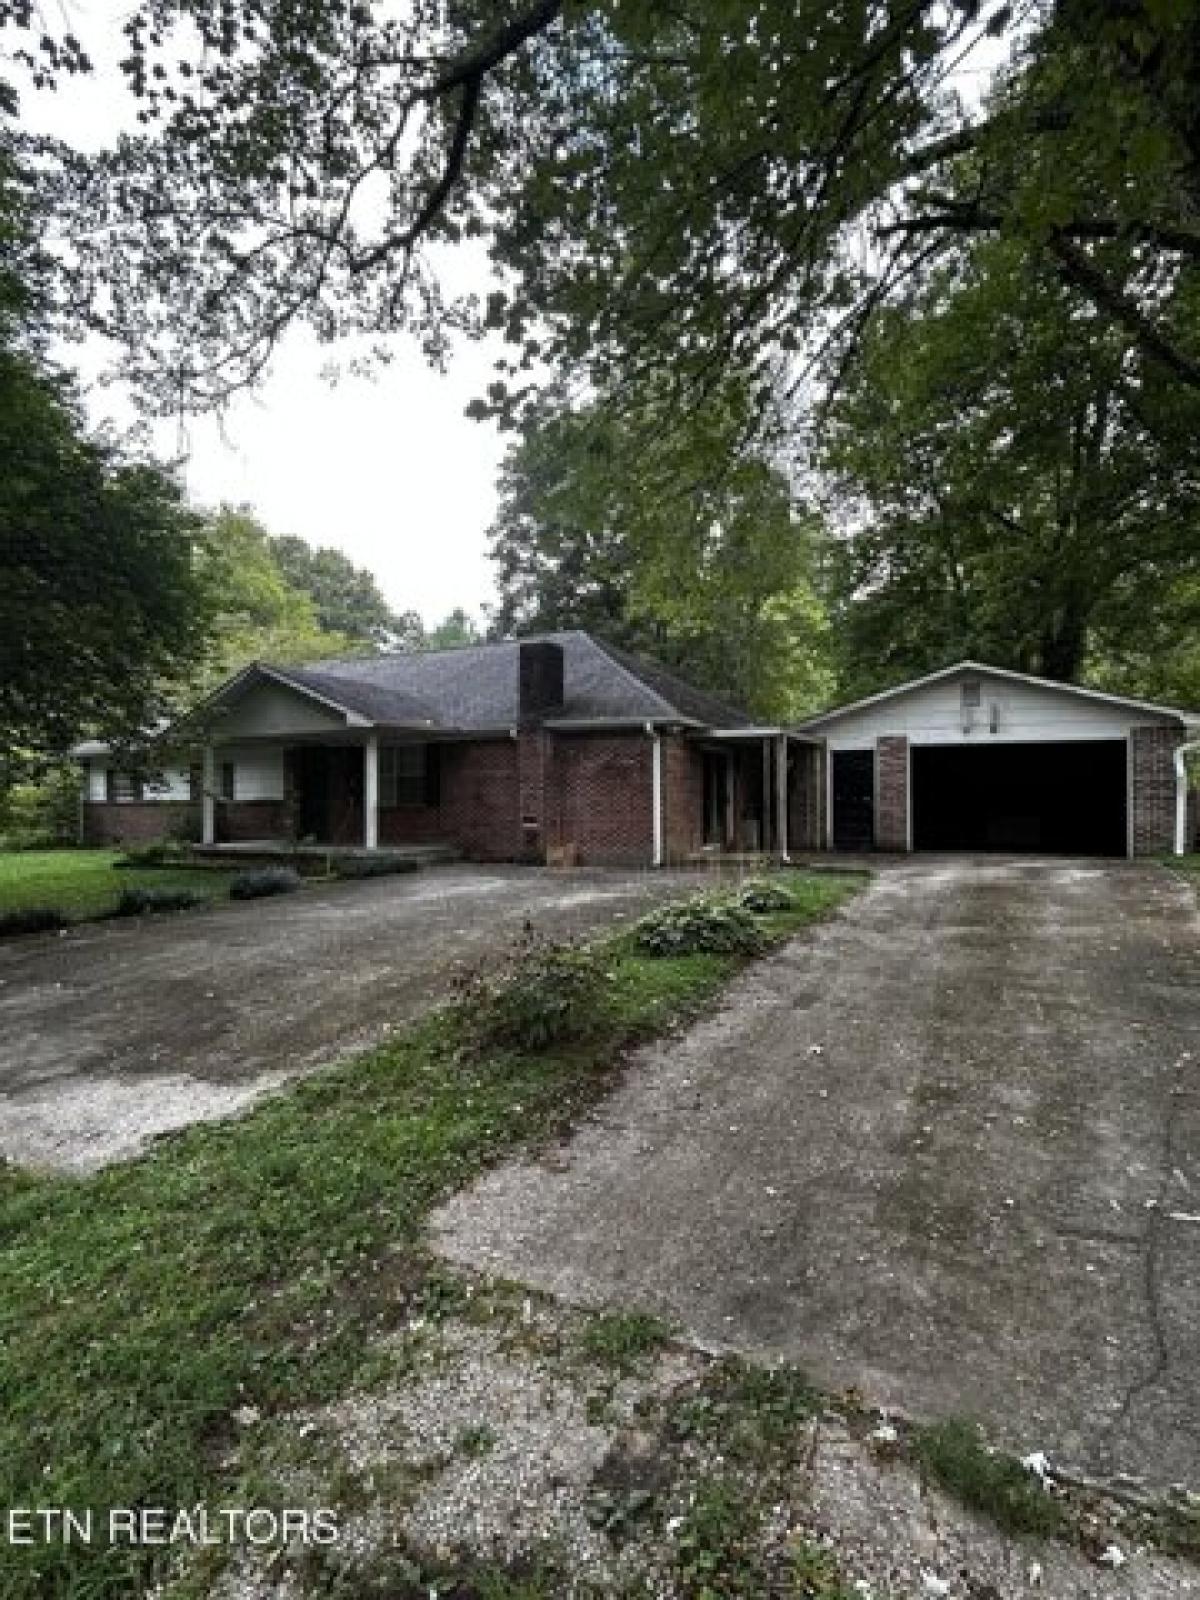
(793, 662, 1197, 859)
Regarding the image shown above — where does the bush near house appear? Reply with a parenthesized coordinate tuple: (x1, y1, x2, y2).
(634, 895, 767, 958)
(737, 878, 796, 913)
(228, 866, 304, 900)
(453, 931, 611, 1054)
(114, 886, 207, 917)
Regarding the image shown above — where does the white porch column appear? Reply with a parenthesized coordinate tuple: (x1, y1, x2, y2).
(364, 734, 379, 850)
(202, 745, 216, 845)
(650, 729, 664, 867)
(776, 734, 790, 860)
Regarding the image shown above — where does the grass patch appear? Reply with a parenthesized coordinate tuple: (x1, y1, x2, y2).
(913, 1418, 1065, 1539)
(670, 1357, 821, 1461)
(578, 1309, 670, 1372)
(0, 848, 237, 923)
(0, 870, 862, 1600)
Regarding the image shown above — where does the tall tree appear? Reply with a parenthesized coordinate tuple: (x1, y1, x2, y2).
(270, 535, 422, 647)
(424, 608, 483, 650)
(489, 391, 834, 720)
(192, 508, 355, 691)
(12, 0, 1198, 420)
(821, 240, 1200, 695)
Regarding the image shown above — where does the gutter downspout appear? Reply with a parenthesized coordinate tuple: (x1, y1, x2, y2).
(647, 722, 664, 868)
(1175, 738, 1200, 856)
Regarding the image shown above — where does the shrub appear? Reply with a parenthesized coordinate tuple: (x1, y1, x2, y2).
(228, 867, 303, 900)
(737, 878, 795, 914)
(114, 886, 205, 916)
(454, 930, 610, 1053)
(634, 896, 766, 958)
(0, 906, 67, 939)
(333, 854, 421, 880)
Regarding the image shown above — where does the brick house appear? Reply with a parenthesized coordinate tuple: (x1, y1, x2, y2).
(79, 633, 801, 866)
(78, 646, 1198, 863)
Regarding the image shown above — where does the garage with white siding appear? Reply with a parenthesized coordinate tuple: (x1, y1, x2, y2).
(794, 661, 1197, 859)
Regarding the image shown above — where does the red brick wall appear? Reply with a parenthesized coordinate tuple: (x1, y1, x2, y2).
(1131, 724, 1183, 856)
(380, 739, 520, 861)
(217, 800, 291, 842)
(547, 732, 654, 866)
(83, 802, 199, 846)
(876, 735, 909, 851)
(663, 735, 704, 862)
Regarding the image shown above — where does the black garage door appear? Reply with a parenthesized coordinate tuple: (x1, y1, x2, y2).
(911, 741, 1127, 856)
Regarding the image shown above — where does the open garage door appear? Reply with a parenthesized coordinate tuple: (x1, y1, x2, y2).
(912, 741, 1127, 856)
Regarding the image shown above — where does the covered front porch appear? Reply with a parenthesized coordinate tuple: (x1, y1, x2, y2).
(200, 733, 449, 852)
(681, 729, 824, 861)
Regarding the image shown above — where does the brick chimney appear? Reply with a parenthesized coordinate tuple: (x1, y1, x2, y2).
(518, 640, 565, 725)
(516, 641, 564, 862)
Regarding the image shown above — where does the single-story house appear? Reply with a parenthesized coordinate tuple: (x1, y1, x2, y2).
(78, 633, 798, 865)
(77, 642, 1198, 864)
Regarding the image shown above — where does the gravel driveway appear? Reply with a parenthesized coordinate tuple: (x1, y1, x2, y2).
(433, 859, 1200, 1485)
(0, 864, 702, 1172)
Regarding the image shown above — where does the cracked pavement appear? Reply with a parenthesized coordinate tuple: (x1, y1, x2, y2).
(434, 859, 1200, 1485)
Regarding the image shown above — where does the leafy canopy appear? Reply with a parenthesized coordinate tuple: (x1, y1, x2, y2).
(9, 0, 1197, 419)
(488, 385, 833, 720)
(820, 238, 1200, 696)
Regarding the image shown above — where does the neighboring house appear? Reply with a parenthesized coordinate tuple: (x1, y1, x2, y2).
(76, 644, 1198, 864)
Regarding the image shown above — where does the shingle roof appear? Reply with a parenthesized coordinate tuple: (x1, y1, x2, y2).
(261, 632, 752, 731)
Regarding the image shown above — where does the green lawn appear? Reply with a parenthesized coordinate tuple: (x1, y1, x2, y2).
(0, 848, 237, 921)
(0, 870, 863, 1600)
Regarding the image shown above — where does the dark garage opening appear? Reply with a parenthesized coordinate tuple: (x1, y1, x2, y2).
(912, 740, 1127, 856)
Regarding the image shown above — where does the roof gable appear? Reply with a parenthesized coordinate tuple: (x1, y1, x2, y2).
(249, 632, 752, 731)
(796, 661, 1196, 732)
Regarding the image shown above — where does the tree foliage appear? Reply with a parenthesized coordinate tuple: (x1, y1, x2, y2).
(0, 344, 211, 781)
(7, 0, 1196, 419)
(489, 388, 833, 720)
(821, 240, 1200, 695)
(424, 607, 483, 650)
(191, 509, 359, 691)
(271, 534, 421, 646)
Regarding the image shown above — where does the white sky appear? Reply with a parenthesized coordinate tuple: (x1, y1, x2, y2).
(26, 1, 506, 629)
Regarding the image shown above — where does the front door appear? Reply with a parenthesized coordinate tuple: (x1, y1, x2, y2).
(832, 749, 875, 850)
(293, 747, 364, 844)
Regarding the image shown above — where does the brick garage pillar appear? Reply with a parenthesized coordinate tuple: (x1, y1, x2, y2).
(875, 735, 909, 852)
(1131, 725, 1184, 856)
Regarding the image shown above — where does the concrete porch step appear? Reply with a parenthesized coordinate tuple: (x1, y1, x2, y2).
(190, 841, 461, 872)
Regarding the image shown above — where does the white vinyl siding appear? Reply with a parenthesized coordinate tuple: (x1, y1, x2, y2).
(217, 747, 285, 802)
(92, 764, 191, 802)
(818, 673, 1176, 750)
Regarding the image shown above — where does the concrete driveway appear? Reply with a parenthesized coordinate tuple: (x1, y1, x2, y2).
(433, 860, 1200, 1485)
(0, 864, 700, 1172)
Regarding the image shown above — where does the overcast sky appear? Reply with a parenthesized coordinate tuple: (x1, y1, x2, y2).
(28, 1, 507, 630)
